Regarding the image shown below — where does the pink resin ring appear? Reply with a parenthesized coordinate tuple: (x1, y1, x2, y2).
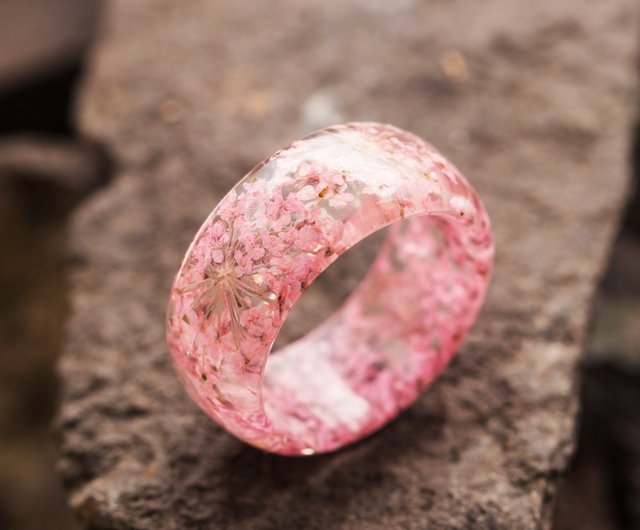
(167, 122, 493, 455)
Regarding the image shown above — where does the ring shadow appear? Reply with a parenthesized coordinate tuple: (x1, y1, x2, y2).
(171, 359, 460, 528)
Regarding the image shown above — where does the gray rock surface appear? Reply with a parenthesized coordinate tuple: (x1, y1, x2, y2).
(56, 0, 638, 528)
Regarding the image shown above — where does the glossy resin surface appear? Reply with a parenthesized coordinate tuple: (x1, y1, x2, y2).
(167, 123, 493, 455)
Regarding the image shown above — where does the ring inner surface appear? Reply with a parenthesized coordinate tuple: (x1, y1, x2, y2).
(262, 213, 482, 453)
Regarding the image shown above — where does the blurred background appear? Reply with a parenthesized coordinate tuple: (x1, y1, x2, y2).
(0, 1, 638, 529)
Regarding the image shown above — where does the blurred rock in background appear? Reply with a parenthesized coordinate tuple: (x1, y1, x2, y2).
(0, 1, 104, 529)
(554, 122, 640, 529)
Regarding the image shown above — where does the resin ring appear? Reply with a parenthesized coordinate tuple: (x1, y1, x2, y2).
(167, 122, 493, 455)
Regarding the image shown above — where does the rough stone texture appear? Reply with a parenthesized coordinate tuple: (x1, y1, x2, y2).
(56, 1, 638, 529)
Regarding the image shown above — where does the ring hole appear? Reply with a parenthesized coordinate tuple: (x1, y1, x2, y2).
(271, 226, 388, 352)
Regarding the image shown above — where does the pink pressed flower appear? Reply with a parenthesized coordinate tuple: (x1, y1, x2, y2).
(270, 255, 311, 284)
(260, 230, 287, 259)
(397, 195, 414, 211)
(297, 159, 322, 183)
(294, 161, 356, 210)
(242, 176, 267, 197)
(294, 224, 324, 252)
(233, 249, 253, 275)
(239, 306, 269, 337)
(250, 245, 266, 261)
(241, 233, 266, 261)
(449, 195, 473, 219)
(209, 220, 225, 240)
(326, 221, 345, 252)
(282, 193, 307, 216)
(271, 210, 291, 232)
(215, 189, 239, 219)
(328, 191, 355, 209)
(265, 190, 286, 218)
(297, 185, 317, 201)
(203, 220, 229, 264)
(323, 169, 348, 188)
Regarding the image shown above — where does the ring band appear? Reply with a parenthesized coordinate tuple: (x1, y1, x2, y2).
(166, 122, 494, 455)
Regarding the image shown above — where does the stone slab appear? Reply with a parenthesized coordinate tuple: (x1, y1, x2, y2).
(56, 1, 638, 528)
